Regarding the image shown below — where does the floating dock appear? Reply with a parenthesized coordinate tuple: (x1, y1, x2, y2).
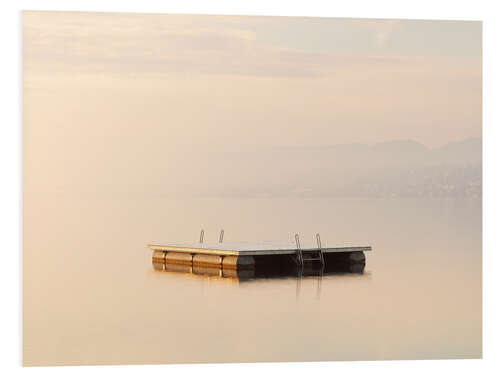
(148, 239, 372, 272)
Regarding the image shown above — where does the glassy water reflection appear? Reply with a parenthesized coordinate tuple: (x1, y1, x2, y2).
(153, 256, 366, 299)
(23, 196, 481, 365)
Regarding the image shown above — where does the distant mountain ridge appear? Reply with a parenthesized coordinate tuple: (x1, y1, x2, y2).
(187, 137, 482, 198)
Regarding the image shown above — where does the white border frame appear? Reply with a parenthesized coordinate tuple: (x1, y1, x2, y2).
(2, 1, 497, 374)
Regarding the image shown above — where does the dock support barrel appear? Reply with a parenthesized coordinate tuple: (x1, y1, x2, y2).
(152, 250, 166, 263)
(192, 254, 222, 267)
(348, 251, 366, 264)
(193, 265, 221, 276)
(222, 255, 255, 269)
(222, 267, 255, 279)
(165, 252, 193, 265)
(165, 263, 192, 273)
(323, 251, 366, 264)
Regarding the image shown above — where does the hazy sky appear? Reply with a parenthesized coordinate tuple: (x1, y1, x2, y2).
(24, 11, 481, 145)
(23, 11, 481, 194)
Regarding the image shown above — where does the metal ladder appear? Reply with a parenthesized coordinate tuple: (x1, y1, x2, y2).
(295, 233, 325, 299)
(294, 233, 325, 268)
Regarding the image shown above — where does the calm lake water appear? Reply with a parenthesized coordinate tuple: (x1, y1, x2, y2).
(23, 195, 482, 365)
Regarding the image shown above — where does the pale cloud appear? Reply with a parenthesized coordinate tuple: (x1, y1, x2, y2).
(24, 16, 405, 78)
(23, 12, 479, 79)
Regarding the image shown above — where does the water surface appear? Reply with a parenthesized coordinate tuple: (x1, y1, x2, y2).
(23, 195, 481, 365)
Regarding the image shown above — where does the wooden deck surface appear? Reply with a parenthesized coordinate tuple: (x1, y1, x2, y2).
(148, 242, 372, 256)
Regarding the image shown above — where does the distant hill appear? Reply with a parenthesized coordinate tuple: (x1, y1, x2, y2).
(185, 137, 482, 198)
(432, 137, 482, 165)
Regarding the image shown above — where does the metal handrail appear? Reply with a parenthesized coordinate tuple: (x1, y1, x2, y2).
(316, 233, 325, 266)
(295, 233, 303, 267)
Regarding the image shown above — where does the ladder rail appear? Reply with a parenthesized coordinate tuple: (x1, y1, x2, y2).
(295, 233, 303, 268)
(316, 233, 325, 267)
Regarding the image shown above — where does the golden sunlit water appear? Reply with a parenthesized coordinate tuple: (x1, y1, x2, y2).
(23, 194, 481, 365)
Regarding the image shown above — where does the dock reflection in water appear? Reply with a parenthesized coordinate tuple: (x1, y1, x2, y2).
(152, 255, 366, 297)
